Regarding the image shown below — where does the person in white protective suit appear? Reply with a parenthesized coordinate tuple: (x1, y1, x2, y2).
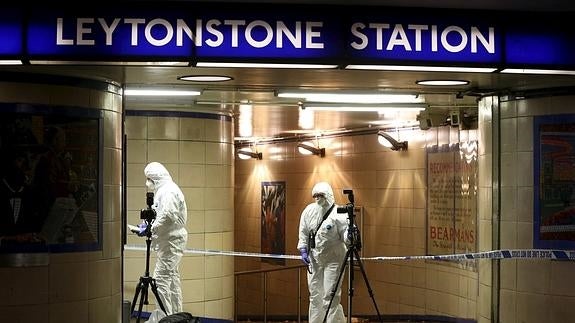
(297, 182, 349, 323)
(142, 162, 188, 317)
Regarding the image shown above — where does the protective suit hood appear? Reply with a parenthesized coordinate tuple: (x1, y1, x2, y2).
(311, 182, 335, 207)
(144, 162, 173, 192)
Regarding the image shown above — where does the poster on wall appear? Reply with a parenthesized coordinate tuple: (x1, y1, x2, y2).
(427, 142, 478, 257)
(534, 115, 575, 249)
(0, 104, 102, 260)
(261, 181, 286, 265)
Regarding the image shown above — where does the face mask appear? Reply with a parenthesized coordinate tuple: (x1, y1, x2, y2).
(146, 179, 155, 192)
(315, 196, 328, 207)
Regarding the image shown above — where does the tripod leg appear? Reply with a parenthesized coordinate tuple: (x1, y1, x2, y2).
(136, 280, 148, 323)
(131, 279, 143, 315)
(150, 278, 168, 315)
(322, 248, 352, 323)
(352, 249, 383, 322)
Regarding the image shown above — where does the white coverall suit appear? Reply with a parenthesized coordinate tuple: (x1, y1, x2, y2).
(144, 162, 188, 315)
(297, 182, 348, 323)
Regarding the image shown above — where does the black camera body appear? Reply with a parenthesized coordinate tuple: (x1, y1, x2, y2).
(140, 192, 157, 222)
(337, 203, 353, 214)
(337, 189, 355, 213)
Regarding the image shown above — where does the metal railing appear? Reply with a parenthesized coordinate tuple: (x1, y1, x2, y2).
(234, 264, 307, 323)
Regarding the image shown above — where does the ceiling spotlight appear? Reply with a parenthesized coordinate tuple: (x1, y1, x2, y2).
(237, 147, 262, 160)
(297, 142, 325, 157)
(416, 80, 470, 86)
(378, 132, 408, 151)
(178, 75, 233, 82)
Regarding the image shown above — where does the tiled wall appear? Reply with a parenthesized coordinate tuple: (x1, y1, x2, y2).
(477, 96, 496, 323)
(235, 127, 479, 320)
(124, 113, 235, 321)
(496, 95, 575, 323)
(0, 80, 123, 323)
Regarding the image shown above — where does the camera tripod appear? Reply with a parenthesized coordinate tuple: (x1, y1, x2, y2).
(323, 191, 382, 323)
(130, 219, 166, 323)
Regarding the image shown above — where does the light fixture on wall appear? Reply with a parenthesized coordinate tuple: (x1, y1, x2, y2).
(378, 131, 408, 151)
(237, 147, 262, 160)
(297, 142, 325, 157)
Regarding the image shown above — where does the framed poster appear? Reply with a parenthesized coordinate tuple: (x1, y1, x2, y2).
(534, 114, 575, 249)
(0, 104, 102, 259)
(426, 141, 478, 258)
(261, 181, 286, 265)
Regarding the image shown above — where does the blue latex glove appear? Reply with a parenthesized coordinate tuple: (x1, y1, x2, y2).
(299, 248, 310, 265)
(137, 222, 148, 236)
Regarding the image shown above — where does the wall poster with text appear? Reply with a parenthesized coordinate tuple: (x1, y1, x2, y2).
(261, 181, 286, 265)
(0, 104, 102, 265)
(534, 114, 575, 249)
(427, 141, 478, 265)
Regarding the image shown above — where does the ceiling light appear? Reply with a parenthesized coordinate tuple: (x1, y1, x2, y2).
(237, 147, 262, 160)
(345, 64, 497, 73)
(178, 75, 233, 82)
(378, 131, 408, 151)
(238, 102, 253, 137)
(277, 90, 423, 104)
(500, 68, 575, 75)
(196, 62, 338, 69)
(416, 80, 470, 86)
(297, 142, 325, 157)
(0, 60, 23, 65)
(303, 103, 427, 112)
(298, 106, 315, 130)
(29, 60, 189, 66)
(124, 88, 201, 96)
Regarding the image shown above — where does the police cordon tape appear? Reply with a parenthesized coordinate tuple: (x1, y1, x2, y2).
(124, 245, 575, 261)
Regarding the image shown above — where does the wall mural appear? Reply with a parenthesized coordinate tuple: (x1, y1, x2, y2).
(261, 181, 286, 265)
(0, 105, 101, 258)
(534, 114, 575, 249)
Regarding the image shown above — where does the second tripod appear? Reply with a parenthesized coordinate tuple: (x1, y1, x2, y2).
(324, 189, 382, 323)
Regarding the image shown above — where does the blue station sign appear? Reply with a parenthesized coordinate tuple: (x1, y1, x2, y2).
(0, 4, 572, 69)
(0, 9, 23, 57)
(344, 9, 501, 64)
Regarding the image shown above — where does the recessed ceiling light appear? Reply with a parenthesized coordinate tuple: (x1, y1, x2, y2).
(178, 75, 233, 82)
(416, 80, 470, 86)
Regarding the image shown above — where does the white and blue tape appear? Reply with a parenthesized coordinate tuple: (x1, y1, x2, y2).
(124, 245, 575, 261)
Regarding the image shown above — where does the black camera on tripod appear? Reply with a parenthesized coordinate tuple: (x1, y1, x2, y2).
(337, 189, 354, 214)
(337, 189, 361, 250)
(140, 192, 157, 223)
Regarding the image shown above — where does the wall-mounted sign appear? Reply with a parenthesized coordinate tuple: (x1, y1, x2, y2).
(0, 9, 23, 57)
(534, 114, 575, 250)
(0, 4, 572, 68)
(426, 142, 478, 258)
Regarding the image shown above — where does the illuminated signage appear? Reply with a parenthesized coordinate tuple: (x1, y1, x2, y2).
(0, 5, 566, 68)
(0, 9, 23, 56)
